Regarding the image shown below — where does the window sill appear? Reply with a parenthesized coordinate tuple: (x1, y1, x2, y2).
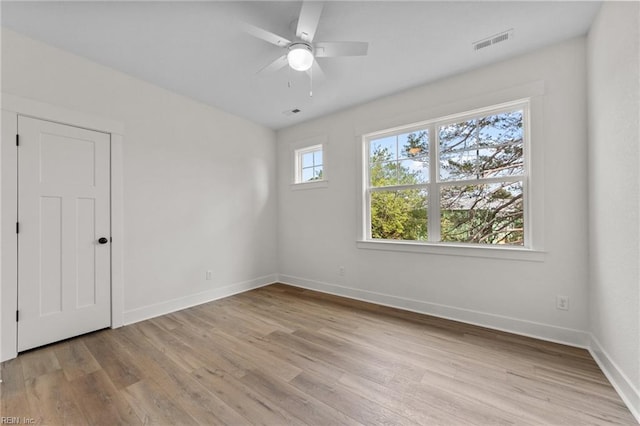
(356, 240, 545, 262)
(291, 180, 329, 191)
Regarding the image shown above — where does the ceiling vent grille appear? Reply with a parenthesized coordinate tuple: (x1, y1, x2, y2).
(283, 108, 301, 117)
(473, 29, 513, 51)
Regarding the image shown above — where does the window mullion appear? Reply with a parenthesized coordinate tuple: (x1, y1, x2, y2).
(439, 175, 523, 187)
(429, 124, 440, 242)
(370, 183, 428, 192)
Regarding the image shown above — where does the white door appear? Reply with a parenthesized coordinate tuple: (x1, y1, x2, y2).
(17, 116, 111, 352)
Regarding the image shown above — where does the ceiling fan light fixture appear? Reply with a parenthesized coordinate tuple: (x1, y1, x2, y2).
(287, 43, 314, 71)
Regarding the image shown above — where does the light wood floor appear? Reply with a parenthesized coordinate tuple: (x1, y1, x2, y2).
(1, 284, 636, 425)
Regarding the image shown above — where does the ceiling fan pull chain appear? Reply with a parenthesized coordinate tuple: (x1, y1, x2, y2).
(309, 66, 313, 97)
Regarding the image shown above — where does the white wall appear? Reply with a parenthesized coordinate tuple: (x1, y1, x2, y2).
(277, 37, 590, 345)
(587, 1, 640, 417)
(1, 28, 278, 358)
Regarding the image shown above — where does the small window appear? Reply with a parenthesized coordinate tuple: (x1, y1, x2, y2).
(295, 144, 324, 184)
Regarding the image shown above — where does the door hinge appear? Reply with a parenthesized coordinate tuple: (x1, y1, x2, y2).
(16, 310, 19, 322)
(16, 134, 19, 146)
(16, 222, 19, 234)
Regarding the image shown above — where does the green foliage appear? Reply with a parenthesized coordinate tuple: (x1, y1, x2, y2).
(371, 190, 427, 240)
(370, 133, 428, 241)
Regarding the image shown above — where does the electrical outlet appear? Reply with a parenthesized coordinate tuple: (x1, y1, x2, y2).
(556, 295, 569, 311)
(206, 270, 213, 280)
(338, 266, 345, 276)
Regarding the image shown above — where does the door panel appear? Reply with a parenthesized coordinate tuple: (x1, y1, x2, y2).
(76, 197, 97, 307)
(18, 116, 111, 352)
(39, 196, 63, 315)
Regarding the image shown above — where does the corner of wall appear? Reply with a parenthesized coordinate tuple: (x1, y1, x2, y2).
(589, 334, 640, 423)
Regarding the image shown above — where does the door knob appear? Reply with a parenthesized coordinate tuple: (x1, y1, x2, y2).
(98, 237, 109, 244)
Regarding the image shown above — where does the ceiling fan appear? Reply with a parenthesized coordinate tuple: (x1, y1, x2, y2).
(243, 1, 369, 78)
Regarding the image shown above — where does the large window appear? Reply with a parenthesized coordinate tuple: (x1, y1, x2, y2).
(364, 100, 528, 247)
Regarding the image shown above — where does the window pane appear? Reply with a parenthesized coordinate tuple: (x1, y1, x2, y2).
(440, 150, 479, 181)
(302, 152, 314, 168)
(439, 112, 523, 152)
(440, 181, 523, 245)
(440, 144, 523, 181)
(371, 189, 428, 241)
(370, 159, 429, 187)
(399, 130, 429, 159)
(370, 161, 398, 187)
(370, 136, 397, 163)
(399, 159, 428, 184)
(478, 111, 523, 148)
(311, 166, 323, 181)
(439, 119, 478, 153)
(479, 144, 523, 178)
(302, 167, 315, 182)
(313, 150, 323, 166)
(439, 110, 524, 182)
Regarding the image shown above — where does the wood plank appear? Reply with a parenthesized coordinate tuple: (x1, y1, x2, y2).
(114, 324, 248, 425)
(53, 339, 101, 381)
(69, 369, 142, 426)
(24, 370, 87, 425)
(267, 329, 398, 385)
(19, 346, 61, 381)
(290, 371, 420, 425)
(123, 379, 199, 425)
(83, 330, 142, 389)
(0, 358, 31, 420)
(338, 372, 477, 426)
(238, 331, 346, 382)
(240, 369, 362, 426)
(192, 367, 303, 426)
(129, 321, 205, 373)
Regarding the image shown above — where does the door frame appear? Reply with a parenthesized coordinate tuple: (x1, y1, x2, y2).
(1, 93, 125, 361)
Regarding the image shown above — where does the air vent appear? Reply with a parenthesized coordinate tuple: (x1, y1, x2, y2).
(283, 108, 301, 117)
(473, 29, 513, 51)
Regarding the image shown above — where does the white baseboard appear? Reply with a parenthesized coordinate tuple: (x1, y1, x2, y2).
(589, 334, 640, 424)
(123, 274, 278, 325)
(278, 274, 590, 348)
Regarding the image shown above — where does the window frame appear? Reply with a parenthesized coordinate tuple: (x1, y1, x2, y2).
(361, 99, 537, 256)
(291, 136, 328, 190)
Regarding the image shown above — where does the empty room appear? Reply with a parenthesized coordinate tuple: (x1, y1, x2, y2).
(1, 1, 638, 424)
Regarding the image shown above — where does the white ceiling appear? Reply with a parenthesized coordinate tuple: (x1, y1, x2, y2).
(1, 1, 601, 130)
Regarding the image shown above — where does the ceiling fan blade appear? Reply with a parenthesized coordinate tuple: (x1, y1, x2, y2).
(296, 1, 324, 42)
(258, 55, 288, 74)
(306, 61, 326, 82)
(314, 41, 369, 57)
(242, 22, 291, 47)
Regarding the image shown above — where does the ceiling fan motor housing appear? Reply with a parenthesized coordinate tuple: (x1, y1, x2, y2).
(287, 42, 314, 71)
